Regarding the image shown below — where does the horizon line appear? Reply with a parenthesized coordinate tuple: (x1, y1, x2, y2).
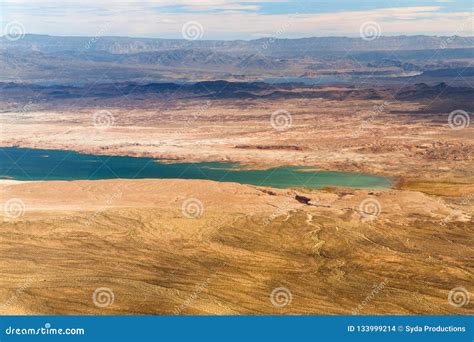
(2, 33, 474, 42)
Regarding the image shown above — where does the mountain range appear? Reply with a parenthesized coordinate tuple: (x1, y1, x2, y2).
(1, 34, 473, 84)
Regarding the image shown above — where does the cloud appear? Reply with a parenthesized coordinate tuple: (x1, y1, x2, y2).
(1, 0, 267, 11)
(1, 1, 473, 39)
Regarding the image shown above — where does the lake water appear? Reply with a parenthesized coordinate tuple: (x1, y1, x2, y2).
(264, 77, 348, 85)
(263, 73, 422, 85)
(0, 147, 391, 189)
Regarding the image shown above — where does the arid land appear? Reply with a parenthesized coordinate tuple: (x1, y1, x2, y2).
(0, 85, 473, 314)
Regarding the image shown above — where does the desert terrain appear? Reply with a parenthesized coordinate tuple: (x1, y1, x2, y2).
(0, 82, 473, 314)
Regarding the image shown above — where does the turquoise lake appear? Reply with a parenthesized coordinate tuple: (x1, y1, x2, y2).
(0, 147, 391, 189)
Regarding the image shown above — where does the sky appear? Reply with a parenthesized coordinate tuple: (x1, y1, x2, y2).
(1, 0, 473, 40)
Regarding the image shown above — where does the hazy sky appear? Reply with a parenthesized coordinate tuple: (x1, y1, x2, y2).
(1, 0, 473, 39)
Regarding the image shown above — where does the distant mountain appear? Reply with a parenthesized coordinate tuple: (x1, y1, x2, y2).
(2, 34, 474, 55)
(1, 34, 473, 84)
